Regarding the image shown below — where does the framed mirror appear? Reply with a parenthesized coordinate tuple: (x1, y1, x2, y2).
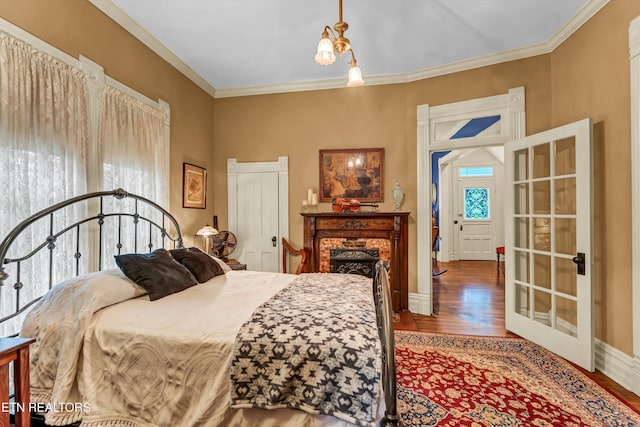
(431, 182, 437, 204)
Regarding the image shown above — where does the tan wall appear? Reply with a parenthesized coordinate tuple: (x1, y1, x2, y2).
(0, 0, 216, 241)
(3, 0, 637, 356)
(214, 3, 640, 356)
(213, 56, 553, 311)
(550, 0, 640, 354)
(213, 85, 406, 243)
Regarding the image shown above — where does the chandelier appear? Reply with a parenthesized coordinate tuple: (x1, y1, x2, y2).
(314, 0, 364, 87)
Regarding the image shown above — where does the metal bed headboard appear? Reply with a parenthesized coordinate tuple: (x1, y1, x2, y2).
(0, 189, 184, 332)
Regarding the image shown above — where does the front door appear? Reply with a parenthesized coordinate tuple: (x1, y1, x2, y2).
(504, 118, 593, 371)
(456, 176, 496, 260)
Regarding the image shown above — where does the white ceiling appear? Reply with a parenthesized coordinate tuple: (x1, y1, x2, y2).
(91, 0, 605, 97)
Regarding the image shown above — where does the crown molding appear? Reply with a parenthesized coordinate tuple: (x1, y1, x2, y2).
(213, 72, 407, 99)
(88, 0, 217, 97)
(217, 0, 609, 98)
(547, 0, 610, 51)
(405, 0, 609, 84)
(214, 77, 358, 99)
(90, 0, 608, 99)
(404, 41, 552, 83)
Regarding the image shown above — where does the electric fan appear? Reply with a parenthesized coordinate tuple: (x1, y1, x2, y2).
(211, 230, 237, 260)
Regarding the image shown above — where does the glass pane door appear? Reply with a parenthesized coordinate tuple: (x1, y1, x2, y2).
(505, 119, 593, 371)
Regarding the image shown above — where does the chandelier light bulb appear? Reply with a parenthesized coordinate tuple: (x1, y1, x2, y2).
(347, 58, 364, 87)
(315, 33, 336, 65)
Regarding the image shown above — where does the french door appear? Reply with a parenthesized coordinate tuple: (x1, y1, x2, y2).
(504, 118, 594, 371)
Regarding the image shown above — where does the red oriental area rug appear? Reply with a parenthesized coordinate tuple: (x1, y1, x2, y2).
(395, 331, 640, 426)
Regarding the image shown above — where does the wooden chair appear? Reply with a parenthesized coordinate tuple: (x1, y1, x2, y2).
(282, 237, 307, 275)
(496, 246, 505, 271)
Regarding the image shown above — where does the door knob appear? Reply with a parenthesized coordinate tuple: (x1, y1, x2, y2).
(572, 252, 586, 275)
(272, 236, 277, 247)
(453, 220, 458, 224)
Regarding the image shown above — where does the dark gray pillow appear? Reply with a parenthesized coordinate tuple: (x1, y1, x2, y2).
(114, 248, 197, 301)
(170, 247, 225, 283)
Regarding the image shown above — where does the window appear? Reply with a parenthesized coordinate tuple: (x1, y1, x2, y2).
(0, 32, 88, 335)
(464, 188, 490, 220)
(0, 28, 170, 334)
(459, 167, 494, 177)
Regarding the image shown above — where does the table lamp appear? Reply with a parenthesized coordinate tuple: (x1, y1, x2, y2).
(196, 224, 219, 254)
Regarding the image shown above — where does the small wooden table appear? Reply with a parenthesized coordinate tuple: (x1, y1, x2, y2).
(226, 259, 247, 270)
(0, 337, 35, 427)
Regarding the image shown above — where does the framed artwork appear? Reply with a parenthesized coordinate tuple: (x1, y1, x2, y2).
(319, 148, 384, 202)
(183, 162, 207, 209)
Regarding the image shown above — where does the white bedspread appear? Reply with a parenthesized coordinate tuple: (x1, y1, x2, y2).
(21, 268, 146, 425)
(21, 269, 383, 426)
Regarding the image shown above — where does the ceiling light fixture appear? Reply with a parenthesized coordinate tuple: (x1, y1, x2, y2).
(314, 0, 364, 87)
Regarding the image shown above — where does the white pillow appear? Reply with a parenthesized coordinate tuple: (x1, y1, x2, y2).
(209, 255, 232, 273)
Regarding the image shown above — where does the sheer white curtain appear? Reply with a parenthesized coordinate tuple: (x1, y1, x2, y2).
(0, 32, 88, 335)
(98, 85, 168, 267)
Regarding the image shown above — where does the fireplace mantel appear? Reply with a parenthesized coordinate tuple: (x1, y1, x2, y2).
(302, 211, 409, 312)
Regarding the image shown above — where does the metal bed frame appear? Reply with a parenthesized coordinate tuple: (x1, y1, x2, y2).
(374, 260, 400, 426)
(0, 189, 399, 427)
(0, 189, 183, 336)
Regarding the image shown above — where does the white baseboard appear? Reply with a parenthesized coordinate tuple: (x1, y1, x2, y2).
(634, 356, 640, 396)
(408, 292, 431, 315)
(595, 338, 639, 396)
(532, 318, 639, 396)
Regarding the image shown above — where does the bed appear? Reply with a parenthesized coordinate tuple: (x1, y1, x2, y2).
(0, 189, 398, 427)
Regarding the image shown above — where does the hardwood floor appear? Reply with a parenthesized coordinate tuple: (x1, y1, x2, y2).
(406, 260, 640, 412)
(414, 259, 513, 337)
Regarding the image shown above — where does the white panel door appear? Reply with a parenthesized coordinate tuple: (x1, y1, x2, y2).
(504, 118, 593, 371)
(457, 178, 496, 260)
(235, 171, 280, 272)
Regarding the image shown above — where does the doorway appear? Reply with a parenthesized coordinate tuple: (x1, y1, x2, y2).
(430, 151, 507, 335)
(436, 148, 504, 263)
(414, 86, 526, 316)
(419, 91, 595, 371)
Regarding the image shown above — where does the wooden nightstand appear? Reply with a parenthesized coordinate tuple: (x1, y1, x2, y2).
(225, 259, 247, 270)
(0, 337, 35, 427)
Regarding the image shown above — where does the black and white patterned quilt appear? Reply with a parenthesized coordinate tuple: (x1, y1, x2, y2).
(230, 273, 382, 427)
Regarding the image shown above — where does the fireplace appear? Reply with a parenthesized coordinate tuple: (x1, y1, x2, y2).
(330, 248, 379, 278)
(302, 211, 409, 312)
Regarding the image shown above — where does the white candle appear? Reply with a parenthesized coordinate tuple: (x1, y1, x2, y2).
(302, 200, 308, 206)
(311, 193, 318, 206)
(307, 189, 313, 205)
